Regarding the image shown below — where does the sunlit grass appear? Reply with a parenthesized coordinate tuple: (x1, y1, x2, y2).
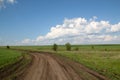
(0, 48, 22, 68)
(9, 44, 120, 80)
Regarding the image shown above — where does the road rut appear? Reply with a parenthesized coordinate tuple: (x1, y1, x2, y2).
(21, 53, 109, 80)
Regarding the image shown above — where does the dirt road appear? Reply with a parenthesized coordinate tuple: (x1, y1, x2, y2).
(21, 53, 109, 80)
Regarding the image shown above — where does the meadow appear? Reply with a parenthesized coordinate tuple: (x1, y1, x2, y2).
(0, 48, 22, 69)
(0, 45, 119, 79)
(0, 47, 32, 80)
(11, 44, 120, 80)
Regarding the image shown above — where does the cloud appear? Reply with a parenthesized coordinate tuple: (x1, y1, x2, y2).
(110, 23, 120, 32)
(7, 0, 16, 4)
(21, 17, 120, 45)
(21, 39, 31, 44)
(0, 0, 5, 8)
(0, 0, 16, 8)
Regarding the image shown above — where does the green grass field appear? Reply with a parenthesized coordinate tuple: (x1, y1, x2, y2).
(57, 45, 120, 80)
(0, 48, 22, 69)
(10, 44, 120, 80)
(0, 48, 32, 80)
(56, 51, 120, 80)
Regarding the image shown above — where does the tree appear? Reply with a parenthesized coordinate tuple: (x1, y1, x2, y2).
(65, 43, 71, 51)
(53, 43, 58, 51)
(7, 45, 10, 49)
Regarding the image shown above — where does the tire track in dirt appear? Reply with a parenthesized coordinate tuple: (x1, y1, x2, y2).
(21, 53, 109, 80)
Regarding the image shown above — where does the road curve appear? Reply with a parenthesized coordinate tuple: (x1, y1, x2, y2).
(20, 53, 109, 80)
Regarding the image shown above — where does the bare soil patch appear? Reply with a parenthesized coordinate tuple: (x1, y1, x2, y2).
(21, 52, 109, 80)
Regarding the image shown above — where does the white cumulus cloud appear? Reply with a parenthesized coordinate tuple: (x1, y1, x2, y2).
(21, 17, 120, 45)
(0, 0, 16, 8)
(7, 0, 16, 4)
(21, 39, 31, 44)
(110, 23, 120, 32)
(0, 0, 5, 8)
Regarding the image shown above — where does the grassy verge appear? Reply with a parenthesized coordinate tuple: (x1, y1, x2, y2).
(10, 45, 120, 80)
(0, 48, 32, 80)
(0, 48, 22, 69)
(56, 51, 120, 80)
(5, 52, 32, 80)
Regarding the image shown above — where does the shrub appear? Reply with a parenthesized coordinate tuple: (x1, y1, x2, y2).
(53, 43, 58, 51)
(7, 45, 10, 49)
(75, 47, 79, 51)
(91, 46, 94, 49)
(105, 48, 107, 51)
(65, 43, 71, 51)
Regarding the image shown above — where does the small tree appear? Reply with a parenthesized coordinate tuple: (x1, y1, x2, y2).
(53, 43, 58, 51)
(105, 48, 107, 51)
(7, 45, 10, 49)
(91, 46, 94, 49)
(65, 43, 71, 51)
(75, 47, 79, 51)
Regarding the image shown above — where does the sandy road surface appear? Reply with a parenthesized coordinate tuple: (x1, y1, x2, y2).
(21, 53, 109, 80)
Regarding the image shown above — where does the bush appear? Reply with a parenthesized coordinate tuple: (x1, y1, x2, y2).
(75, 47, 79, 51)
(105, 48, 107, 51)
(65, 43, 71, 51)
(7, 45, 10, 49)
(91, 46, 94, 49)
(53, 43, 58, 51)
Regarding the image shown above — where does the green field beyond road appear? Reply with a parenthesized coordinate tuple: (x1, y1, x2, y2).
(11, 45, 120, 80)
(0, 48, 22, 69)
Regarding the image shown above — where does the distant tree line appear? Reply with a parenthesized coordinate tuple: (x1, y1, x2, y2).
(52, 42, 79, 51)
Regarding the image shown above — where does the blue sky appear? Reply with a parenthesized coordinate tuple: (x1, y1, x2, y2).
(0, 0, 120, 45)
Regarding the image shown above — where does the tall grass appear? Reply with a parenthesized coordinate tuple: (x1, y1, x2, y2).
(56, 50, 120, 80)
